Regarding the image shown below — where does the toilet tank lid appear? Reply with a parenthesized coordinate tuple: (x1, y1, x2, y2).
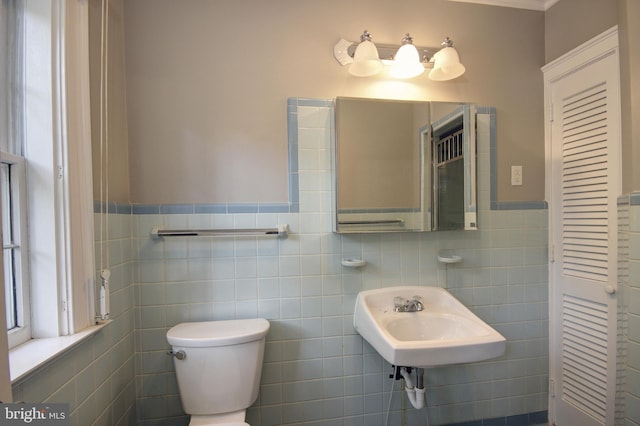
(167, 318, 270, 347)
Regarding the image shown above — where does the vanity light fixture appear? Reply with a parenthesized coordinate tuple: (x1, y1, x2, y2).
(333, 31, 465, 81)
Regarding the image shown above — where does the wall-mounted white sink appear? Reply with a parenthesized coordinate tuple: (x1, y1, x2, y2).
(353, 286, 506, 367)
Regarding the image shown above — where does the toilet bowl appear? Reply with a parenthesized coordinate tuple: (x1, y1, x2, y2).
(167, 318, 270, 426)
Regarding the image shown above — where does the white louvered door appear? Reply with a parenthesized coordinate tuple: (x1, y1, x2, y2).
(545, 28, 621, 426)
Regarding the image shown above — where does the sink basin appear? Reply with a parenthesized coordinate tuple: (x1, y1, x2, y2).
(353, 286, 506, 367)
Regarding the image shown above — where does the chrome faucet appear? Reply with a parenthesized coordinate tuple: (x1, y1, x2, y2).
(393, 296, 424, 312)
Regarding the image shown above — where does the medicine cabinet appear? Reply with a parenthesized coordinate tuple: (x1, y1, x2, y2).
(332, 97, 477, 233)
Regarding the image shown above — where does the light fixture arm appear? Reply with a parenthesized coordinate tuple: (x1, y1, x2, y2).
(360, 30, 374, 42)
(441, 36, 454, 48)
(401, 33, 414, 45)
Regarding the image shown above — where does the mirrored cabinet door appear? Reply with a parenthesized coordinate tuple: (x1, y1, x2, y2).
(332, 97, 477, 234)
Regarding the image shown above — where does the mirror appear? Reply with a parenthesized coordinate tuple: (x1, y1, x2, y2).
(332, 97, 477, 233)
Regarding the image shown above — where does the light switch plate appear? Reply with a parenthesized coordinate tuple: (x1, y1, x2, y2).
(511, 165, 523, 186)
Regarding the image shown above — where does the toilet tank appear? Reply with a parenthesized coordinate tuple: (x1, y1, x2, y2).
(167, 319, 270, 416)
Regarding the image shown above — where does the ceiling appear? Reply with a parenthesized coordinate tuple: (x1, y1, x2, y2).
(448, 0, 559, 11)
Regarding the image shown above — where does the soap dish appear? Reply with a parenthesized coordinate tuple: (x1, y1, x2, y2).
(437, 255, 462, 264)
(341, 258, 367, 268)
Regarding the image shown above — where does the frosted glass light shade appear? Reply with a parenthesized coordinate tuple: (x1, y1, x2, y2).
(389, 43, 425, 79)
(349, 40, 383, 77)
(428, 47, 466, 81)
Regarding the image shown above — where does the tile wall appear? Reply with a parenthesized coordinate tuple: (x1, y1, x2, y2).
(11, 212, 136, 426)
(624, 195, 640, 424)
(133, 100, 549, 425)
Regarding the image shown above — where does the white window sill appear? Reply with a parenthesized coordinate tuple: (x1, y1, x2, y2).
(9, 321, 111, 384)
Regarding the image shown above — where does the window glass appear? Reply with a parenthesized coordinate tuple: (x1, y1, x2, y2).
(1, 162, 17, 330)
(1, 0, 24, 156)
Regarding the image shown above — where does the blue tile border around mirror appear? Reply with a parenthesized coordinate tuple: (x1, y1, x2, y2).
(95, 99, 547, 214)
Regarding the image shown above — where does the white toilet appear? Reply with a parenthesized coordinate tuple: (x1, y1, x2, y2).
(166, 318, 270, 426)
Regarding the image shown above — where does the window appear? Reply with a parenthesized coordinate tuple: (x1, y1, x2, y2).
(1, 153, 30, 347)
(1, 0, 30, 348)
(1, 0, 98, 361)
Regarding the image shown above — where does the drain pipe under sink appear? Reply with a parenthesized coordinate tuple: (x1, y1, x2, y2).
(399, 367, 426, 409)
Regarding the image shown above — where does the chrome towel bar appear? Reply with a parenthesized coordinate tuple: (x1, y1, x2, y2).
(338, 219, 404, 226)
(150, 224, 289, 239)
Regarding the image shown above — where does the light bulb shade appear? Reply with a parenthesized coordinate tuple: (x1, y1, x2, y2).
(349, 40, 383, 77)
(389, 43, 424, 79)
(428, 47, 465, 81)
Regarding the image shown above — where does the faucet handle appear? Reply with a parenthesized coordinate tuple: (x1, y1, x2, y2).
(394, 296, 406, 310)
(393, 295, 424, 312)
(411, 295, 424, 311)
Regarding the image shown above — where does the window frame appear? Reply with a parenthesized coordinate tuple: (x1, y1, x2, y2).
(1, 152, 30, 348)
(2, 0, 97, 359)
